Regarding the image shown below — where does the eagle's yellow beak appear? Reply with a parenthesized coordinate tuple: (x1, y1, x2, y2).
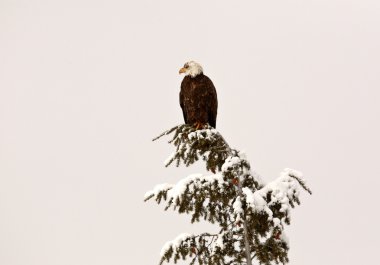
(179, 67, 187, 74)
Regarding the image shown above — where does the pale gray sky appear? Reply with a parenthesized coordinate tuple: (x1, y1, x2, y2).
(1, 1, 380, 264)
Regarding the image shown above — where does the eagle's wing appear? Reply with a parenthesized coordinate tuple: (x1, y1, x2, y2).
(203, 75, 218, 128)
(179, 82, 188, 124)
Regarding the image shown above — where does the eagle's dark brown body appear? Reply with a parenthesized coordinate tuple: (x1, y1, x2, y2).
(180, 73, 218, 128)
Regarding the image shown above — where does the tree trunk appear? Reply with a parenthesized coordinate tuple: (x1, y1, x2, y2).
(238, 180, 252, 265)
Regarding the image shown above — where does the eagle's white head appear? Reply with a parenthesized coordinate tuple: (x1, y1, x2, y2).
(179, 61, 203, 77)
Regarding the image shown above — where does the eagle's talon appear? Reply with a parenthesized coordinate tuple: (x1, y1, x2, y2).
(193, 122, 205, 130)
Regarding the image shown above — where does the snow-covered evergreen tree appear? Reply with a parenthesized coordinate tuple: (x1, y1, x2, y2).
(145, 124, 311, 265)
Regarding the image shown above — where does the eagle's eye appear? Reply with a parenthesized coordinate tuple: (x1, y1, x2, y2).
(184, 63, 189, 68)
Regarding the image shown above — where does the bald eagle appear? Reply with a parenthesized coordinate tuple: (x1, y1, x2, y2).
(179, 61, 218, 129)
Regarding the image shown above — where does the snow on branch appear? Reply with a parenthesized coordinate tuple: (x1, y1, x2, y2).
(145, 172, 236, 224)
(243, 168, 311, 228)
(144, 183, 173, 202)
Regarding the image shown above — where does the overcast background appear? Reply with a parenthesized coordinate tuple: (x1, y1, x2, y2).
(1, 0, 380, 264)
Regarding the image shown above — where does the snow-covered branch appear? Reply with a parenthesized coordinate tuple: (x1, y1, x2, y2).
(153, 124, 232, 173)
(145, 173, 236, 224)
